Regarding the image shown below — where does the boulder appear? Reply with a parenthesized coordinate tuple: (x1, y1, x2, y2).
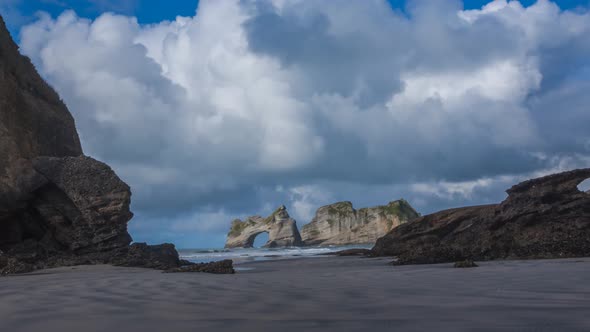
(225, 205, 303, 248)
(301, 200, 419, 246)
(112, 243, 180, 270)
(1, 156, 135, 267)
(373, 169, 590, 264)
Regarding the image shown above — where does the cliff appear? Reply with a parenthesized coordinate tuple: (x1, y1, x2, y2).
(372, 169, 590, 264)
(225, 205, 303, 248)
(0, 15, 185, 274)
(301, 200, 420, 246)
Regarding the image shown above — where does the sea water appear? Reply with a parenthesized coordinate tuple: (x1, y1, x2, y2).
(179, 244, 371, 264)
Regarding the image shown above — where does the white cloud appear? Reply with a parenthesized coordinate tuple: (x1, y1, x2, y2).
(410, 153, 590, 201)
(286, 185, 334, 222)
(17, 0, 590, 245)
(21, 4, 323, 174)
(410, 177, 514, 200)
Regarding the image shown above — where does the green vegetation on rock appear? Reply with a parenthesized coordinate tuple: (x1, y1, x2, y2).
(326, 201, 353, 218)
(308, 229, 320, 237)
(263, 205, 286, 224)
(301, 199, 421, 245)
(228, 221, 248, 237)
(383, 199, 420, 221)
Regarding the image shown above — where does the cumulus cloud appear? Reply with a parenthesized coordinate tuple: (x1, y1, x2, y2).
(17, 0, 590, 246)
(410, 153, 590, 206)
(284, 185, 334, 222)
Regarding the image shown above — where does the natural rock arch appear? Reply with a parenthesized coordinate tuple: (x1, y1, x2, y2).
(225, 206, 303, 248)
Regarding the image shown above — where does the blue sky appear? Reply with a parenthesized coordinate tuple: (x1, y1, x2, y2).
(3, 0, 589, 37)
(2, 0, 590, 248)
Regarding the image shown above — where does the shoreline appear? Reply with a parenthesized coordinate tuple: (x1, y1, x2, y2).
(1, 256, 589, 331)
(177, 245, 373, 264)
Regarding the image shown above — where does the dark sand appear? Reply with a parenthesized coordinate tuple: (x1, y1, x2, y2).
(1, 257, 589, 331)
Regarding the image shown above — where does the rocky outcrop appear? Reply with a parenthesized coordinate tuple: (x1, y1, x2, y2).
(112, 243, 180, 270)
(301, 200, 419, 246)
(0, 252, 33, 275)
(165, 259, 235, 274)
(454, 260, 478, 268)
(372, 169, 590, 264)
(0, 19, 81, 169)
(0, 15, 182, 274)
(225, 205, 303, 248)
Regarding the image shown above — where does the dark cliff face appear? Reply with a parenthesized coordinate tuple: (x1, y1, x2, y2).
(372, 169, 590, 264)
(0, 16, 81, 163)
(0, 15, 182, 274)
(0, 15, 82, 213)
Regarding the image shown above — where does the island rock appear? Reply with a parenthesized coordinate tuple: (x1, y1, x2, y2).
(225, 205, 303, 248)
(372, 169, 590, 264)
(301, 200, 419, 246)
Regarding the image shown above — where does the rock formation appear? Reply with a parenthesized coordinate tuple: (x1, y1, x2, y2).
(454, 260, 478, 268)
(225, 205, 303, 248)
(372, 169, 590, 264)
(301, 200, 419, 246)
(165, 259, 235, 274)
(0, 15, 192, 274)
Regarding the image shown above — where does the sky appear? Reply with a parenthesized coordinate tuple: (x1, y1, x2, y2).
(1, 0, 590, 248)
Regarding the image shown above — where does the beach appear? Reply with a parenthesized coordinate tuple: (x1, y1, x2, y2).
(1, 256, 589, 331)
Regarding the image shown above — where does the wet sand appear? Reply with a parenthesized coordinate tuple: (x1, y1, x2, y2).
(1, 256, 589, 331)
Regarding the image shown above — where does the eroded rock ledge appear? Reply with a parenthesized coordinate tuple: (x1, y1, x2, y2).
(372, 169, 590, 264)
(0, 155, 185, 275)
(225, 206, 303, 248)
(0, 156, 189, 275)
(301, 200, 420, 246)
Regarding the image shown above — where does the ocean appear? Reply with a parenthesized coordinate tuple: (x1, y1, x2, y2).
(179, 245, 371, 264)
